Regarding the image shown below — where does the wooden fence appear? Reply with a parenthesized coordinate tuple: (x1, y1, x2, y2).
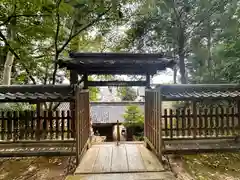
(144, 90, 162, 158)
(0, 110, 73, 141)
(162, 107, 240, 140)
(75, 89, 90, 165)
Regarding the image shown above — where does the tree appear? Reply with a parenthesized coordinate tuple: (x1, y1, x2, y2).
(0, 0, 132, 85)
(116, 0, 232, 84)
(117, 87, 137, 101)
(123, 105, 144, 128)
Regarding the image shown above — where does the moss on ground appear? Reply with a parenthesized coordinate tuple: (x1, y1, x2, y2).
(0, 157, 70, 180)
(182, 153, 240, 180)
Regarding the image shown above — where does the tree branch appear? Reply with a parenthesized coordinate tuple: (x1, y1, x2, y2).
(0, 14, 52, 26)
(52, 0, 62, 85)
(52, 7, 111, 85)
(0, 31, 37, 84)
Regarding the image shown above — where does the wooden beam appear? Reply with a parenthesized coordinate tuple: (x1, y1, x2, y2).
(77, 70, 157, 75)
(146, 73, 150, 88)
(70, 70, 78, 85)
(69, 52, 164, 60)
(88, 81, 147, 87)
(83, 73, 88, 89)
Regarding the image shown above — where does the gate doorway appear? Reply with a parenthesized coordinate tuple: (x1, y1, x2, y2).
(58, 52, 176, 177)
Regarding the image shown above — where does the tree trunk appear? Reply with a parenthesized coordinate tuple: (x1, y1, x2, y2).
(2, 52, 14, 85)
(207, 17, 212, 77)
(179, 53, 186, 84)
(178, 29, 186, 84)
(172, 42, 177, 84)
(173, 66, 177, 84)
(2, 18, 16, 85)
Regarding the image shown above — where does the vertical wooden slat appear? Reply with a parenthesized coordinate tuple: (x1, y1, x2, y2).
(192, 102, 197, 139)
(209, 108, 214, 137)
(215, 107, 219, 138)
(55, 111, 59, 139)
(220, 108, 225, 136)
(24, 111, 29, 140)
(202, 109, 207, 137)
(164, 109, 168, 137)
(237, 101, 240, 136)
(1, 112, 5, 140)
(36, 103, 41, 141)
(43, 111, 48, 139)
(226, 107, 230, 136)
(187, 109, 191, 137)
(31, 111, 34, 140)
(181, 109, 185, 137)
(67, 110, 71, 139)
(61, 111, 65, 140)
(231, 107, 235, 136)
(7, 111, 12, 140)
(169, 109, 173, 139)
(13, 111, 18, 141)
(197, 108, 200, 137)
(49, 111, 53, 140)
(176, 109, 180, 137)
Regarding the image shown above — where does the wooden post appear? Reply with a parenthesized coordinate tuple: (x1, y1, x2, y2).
(144, 90, 149, 148)
(36, 103, 41, 141)
(83, 73, 88, 89)
(157, 90, 162, 161)
(236, 101, 240, 141)
(192, 102, 197, 139)
(116, 120, 120, 146)
(70, 70, 78, 138)
(146, 73, 150, 89)
(75, 86, 80, 165)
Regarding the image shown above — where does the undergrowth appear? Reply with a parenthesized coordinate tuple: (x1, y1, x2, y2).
(182, 153, 240, 180)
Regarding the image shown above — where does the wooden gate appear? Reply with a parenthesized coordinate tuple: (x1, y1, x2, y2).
(75, 88, 90, 165)
(144, 89, 162, 160)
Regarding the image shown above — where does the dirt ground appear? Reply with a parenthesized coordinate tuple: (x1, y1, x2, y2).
(169, 153, 240, 180)
(0, 157, 72, 180)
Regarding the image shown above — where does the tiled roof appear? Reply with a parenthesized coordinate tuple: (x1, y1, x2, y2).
(58, 52, 176, 75)
(90, 102, 144, 124)
(159, 84, 240, 100)
(0, 85, 73, 102)
(57, 102, 144, 124)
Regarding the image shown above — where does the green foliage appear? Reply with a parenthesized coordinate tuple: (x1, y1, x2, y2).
(117, 87, 137, 101)
(0, 0, 133, 85)
(183, 153, 240, 179)
(0, 103, 36, 111)
(88, 76, 100, 101)
(123, 105, 144, 128)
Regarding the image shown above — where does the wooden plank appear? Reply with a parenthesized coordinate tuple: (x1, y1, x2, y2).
(110, 144, 128, 172)
(67, 172, 176, 180)
(93, 145, 113, 173)
(138, 144, 164, 171)
(125, 144, 145, 171)
(75, 146, 100, 174)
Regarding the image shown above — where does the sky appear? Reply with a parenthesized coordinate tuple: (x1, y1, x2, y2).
(62, 68, 175, 85)
(152, 69, 174, 84)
